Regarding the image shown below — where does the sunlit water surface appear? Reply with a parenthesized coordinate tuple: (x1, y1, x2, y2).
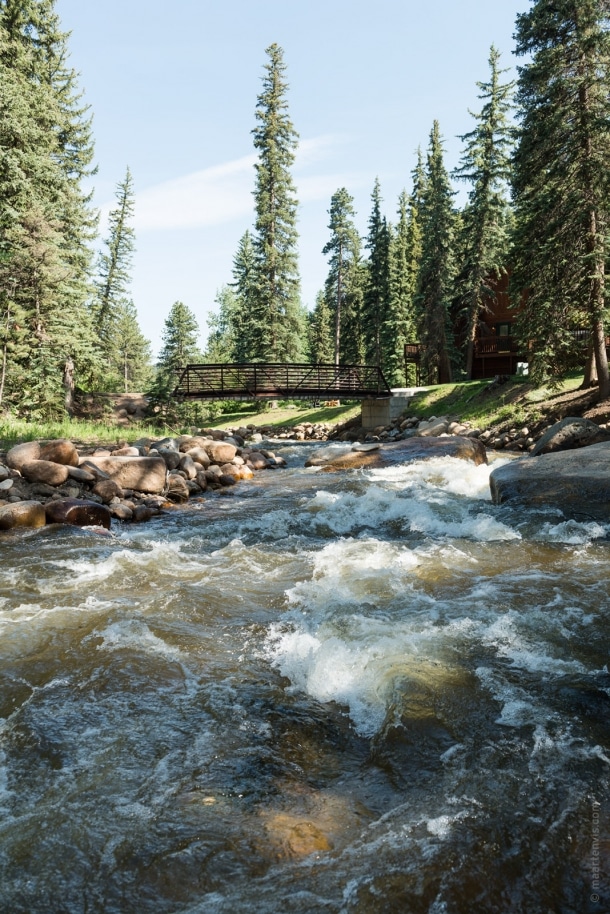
(0, 441, 609, 913)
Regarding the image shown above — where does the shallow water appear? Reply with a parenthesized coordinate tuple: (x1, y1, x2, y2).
(0, 442, 609, 913)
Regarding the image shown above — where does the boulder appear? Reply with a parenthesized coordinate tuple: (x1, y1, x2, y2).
(185, 447, 211, 468)
(111, 445, 141, 457)
(416, 417, 450, 437)
(0, 465, 9, 482)
(79, 456, 167, 494)
(93, 478, 124, 503)
(67, 466, 97, 484)
(179, 454, 198, 479)
(489, 441, 610, 519)
(166, 474, 190, 503)
(530, 416, 610, 456)
(20, 460, 70, 487)
(6, 440, 41, 471)
(203, 441, 237, 464)
(0, 478, 13, 493)
(305, 436, 487, 470)
(0, 500, 46, 531)
(110, 503, 134, 521)
(45, 498, 112, 529)
(157, 447, 182, 470)
(39, 438, 79, 467)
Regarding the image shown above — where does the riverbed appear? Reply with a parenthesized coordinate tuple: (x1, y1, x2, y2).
(0, 441, 608, 913)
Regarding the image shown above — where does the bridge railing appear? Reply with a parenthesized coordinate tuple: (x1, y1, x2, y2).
(173, 362, 391, 400)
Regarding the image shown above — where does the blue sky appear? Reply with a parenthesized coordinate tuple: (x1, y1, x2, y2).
(56, 0, 526, 357)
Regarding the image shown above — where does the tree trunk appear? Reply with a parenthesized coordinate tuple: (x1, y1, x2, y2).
(582, 341, 598, 389)
(63, 356, 75, 416)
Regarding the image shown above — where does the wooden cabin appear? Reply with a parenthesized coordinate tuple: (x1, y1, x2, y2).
(470, 272, 525, 379)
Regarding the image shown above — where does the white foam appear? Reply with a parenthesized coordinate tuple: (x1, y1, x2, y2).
(537, 519, 609, 545)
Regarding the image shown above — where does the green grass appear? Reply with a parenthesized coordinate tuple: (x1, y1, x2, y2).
(208, 401, 362, 430)
(407, 373, 585, 429)
(0, 417, 174, 451)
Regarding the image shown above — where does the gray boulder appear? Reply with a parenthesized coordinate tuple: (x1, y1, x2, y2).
(530, 416, 610, 456)
(489, 441, 610, 519)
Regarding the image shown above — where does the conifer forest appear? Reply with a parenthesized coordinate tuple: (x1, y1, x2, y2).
(2, 0, 610, 420)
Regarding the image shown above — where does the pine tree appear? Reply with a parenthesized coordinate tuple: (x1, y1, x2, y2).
(110, 298, 152, 393)
(384, 190, 418, 386)
(154, 301, 202, 395)
(512, 0, 610, 397)
(416, 121, 456, 384)
(0, 0, 98, 416)
(249, 43, 305, 362)
(230, 230, 257, 361)
(203, 285, 239, 363)
(453, 46, 515, 379)
(308, 291, 334, 363)
(322, 188, 362, 365)
(362, 178, 391, 369)
(95, 166, 136, 353)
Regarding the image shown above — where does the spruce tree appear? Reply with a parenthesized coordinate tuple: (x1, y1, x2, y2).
(230, 230, 257, 361)
(383, 191, 418, 386)
(512, 0, 610, 397)
(0, 0, 98, 416)
(110, 298, 153, 393)
(249, 44, 305, 362)
(322, 188, 362, 365)
(362, 178, 391, 369)
(155, 301, 201, 389)
(204, 285, 239, 363)
(416, 122, 456, 384)
(95, 166, 136, 355)
(453, 46, 515, 379)
(308, 291, 334, 364)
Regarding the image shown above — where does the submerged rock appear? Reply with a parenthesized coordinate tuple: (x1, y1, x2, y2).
(305, 436, 487, 470)
(489, 441, 610, 519)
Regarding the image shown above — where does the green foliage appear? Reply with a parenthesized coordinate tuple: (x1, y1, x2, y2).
(415, 121, 457, 384)
(322, 187, 362, 364)
(512, 0, 610, 396)
(203, 285, 240, 363)
(249, 44, 306, 362)
(308, 291, 334, 364)
(0, 0, 99, 418)
(384, 190, 418, 386)
(362, 178, 391, 369)
(107, 299, 153, 392)
(94, 166, 136, 356)
(453, 46, 515, 379)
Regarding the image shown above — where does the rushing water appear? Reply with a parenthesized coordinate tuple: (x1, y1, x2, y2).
(0, 441, 609, 914)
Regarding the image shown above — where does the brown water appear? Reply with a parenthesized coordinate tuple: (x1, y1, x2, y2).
(0, 442, 608, 913)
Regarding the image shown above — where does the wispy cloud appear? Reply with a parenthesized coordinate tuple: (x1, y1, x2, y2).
(99, 134, 366, 233)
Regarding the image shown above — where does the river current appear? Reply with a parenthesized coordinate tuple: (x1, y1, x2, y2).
(0, 440, 608, 913)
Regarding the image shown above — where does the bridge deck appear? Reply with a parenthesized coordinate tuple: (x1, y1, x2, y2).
(173, 362, 391, 401)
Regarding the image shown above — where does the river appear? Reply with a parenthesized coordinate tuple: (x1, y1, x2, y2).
(0, 440, 608, 913)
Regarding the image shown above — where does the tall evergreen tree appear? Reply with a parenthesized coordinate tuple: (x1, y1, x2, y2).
(453, 46, 515, 379)
(110, 298, 152, 393)
(308, 290, 334, 363)
(0, 0, 98, 416)
(385, 190, 418, 385)
(203, 285, 239, 363)
(362, 178, 391, 369)
(157, 301, 201, 386)
(416, 121, 456, 384)
(229, 229, 257, 361)
(512, 0, 610, 397)
(322, 188, 362, 365)
(249, 43, 305, 362)
(95, 166, 136, 352)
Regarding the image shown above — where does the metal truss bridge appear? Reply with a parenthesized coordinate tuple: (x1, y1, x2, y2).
(173, 362, 391, 401)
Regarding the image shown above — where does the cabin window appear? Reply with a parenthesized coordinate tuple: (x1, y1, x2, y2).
(495, 322, 511, 337)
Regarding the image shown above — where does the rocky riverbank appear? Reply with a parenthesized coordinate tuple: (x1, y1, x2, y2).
(0, 427, 286, 532)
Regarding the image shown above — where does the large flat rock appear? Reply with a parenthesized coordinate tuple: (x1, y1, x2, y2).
(305, 436, 487, 470)
(489, 441, 610, 519)
(80, 455, 167, 494)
